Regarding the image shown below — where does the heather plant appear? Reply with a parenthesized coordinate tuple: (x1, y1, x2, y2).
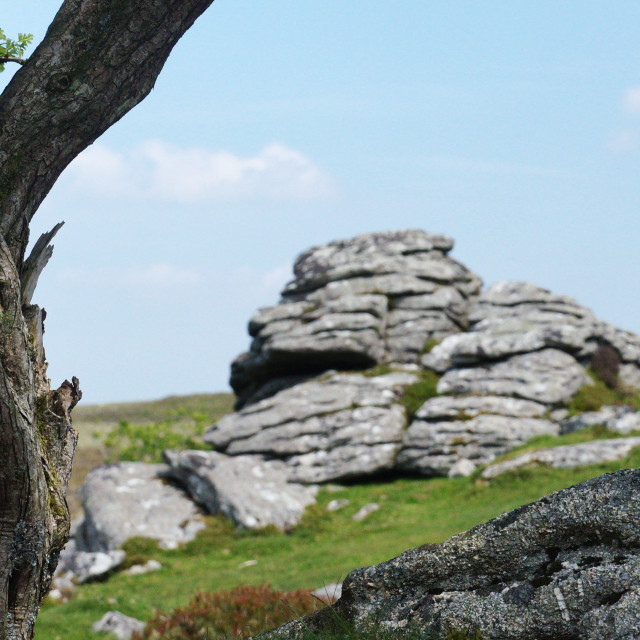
(589, 344, 621, 389)
(134, 584, 318, 639)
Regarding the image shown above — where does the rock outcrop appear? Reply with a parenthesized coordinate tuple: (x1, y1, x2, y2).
(259, 469, 640, 640)
(230, 230, 482, 408)
(70, 230, 640, 567)
(204, 231, 640, 483)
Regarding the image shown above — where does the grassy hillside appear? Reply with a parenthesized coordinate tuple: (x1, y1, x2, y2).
(36, 391, 640, 639)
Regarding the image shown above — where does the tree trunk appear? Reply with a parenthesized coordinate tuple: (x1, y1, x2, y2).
(0, 1, 215, 637)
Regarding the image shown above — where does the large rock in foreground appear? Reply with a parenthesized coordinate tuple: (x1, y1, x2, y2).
(260, 470, 640, 640)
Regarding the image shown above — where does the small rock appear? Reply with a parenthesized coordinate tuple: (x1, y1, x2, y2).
(123, 559, 162, 576)
(447, 458, 476, 478)
(238, 559, 258, 568)
(326, 499, 350, 512)
(352, 503, 379, 521)
(312, 582, 343, 605)
(91, 611, 145, 640)
(48, 575, 76, 602)
(56, 540, 125, 583)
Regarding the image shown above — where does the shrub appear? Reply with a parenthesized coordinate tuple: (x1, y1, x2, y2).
(135, 584, 319, 639)
(102, 411, 211, 463)
(589, 344, 620, 389)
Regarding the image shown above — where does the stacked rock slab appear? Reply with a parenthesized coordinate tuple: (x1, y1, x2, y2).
(205, 371, 417, 483)
(230, 230, 482, 408)
(398, 280, 640, 476)
(258, 469, 640, 640)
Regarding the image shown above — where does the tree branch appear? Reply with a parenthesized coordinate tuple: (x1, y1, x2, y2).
(0, 0, 216, 265)
(0, 55, 26, 66)
(20, 221, 64, 305)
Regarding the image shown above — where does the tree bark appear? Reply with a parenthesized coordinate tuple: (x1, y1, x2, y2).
(0, 0, 215, 637)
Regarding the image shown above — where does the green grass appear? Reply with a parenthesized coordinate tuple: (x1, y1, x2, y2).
(401, 370, 440, 419)
(35, 446, 640, 640)
(567, 373, 640, 415)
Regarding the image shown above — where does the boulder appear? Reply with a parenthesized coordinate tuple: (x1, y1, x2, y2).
(206, 372, 416, 483)
(76, 462, 205, 552)
(163, 450, 317, 530)
(482, 437, 640, 478)
(260, 469, 640, 640)
(231, 230, 481, 407)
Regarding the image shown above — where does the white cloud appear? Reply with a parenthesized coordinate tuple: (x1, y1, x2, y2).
(67, 141, 334, 203)
(623, 87, 640, 114)
(606, 129, 640, 153)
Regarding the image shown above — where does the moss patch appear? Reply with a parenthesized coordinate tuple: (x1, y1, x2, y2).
(401, 371, 440, 420)
(567, 372, 640, 415)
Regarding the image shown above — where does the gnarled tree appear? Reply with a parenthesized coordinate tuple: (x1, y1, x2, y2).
(0, 1, 215, 637)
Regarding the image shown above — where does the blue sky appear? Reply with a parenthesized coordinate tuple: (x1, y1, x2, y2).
(2, 2, 640, 403)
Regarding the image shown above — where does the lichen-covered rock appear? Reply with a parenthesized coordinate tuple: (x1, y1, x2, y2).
(91, 611, 145, 640)
(397, 414, 558, 477)
(205, 371, 416, 483)
(76, 462, 205, 552)
(259, 469, 640, 640)
(437, 349, 590, 405)
(163, 450, 317, 530)
(55, 539, 125, 584)
(481, 437, 640, 478)
(231, 230, 481, 407)
(560, 406, 640, 435)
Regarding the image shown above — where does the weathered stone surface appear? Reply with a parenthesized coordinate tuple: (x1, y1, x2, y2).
(466, 281, 640, 372)
(437, 349, 590, 405)
(260, 470, 640, 640)
(397, 414, 558, 477)
(422, 325, 592, 373)
(56, 539, 125, 583)
(76, 462, 205, 552)
(231, 231, 481, 406)
(206, 372, 415, 483)
(163, 450, 317, 530)
(560, 405, 640, 435)
(620, 363, 640, 388)
(414, 395, 547, 421)
(285, 230, 456, 294)
(482, 437, 640, 478)
(91, 611, 145, 640)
